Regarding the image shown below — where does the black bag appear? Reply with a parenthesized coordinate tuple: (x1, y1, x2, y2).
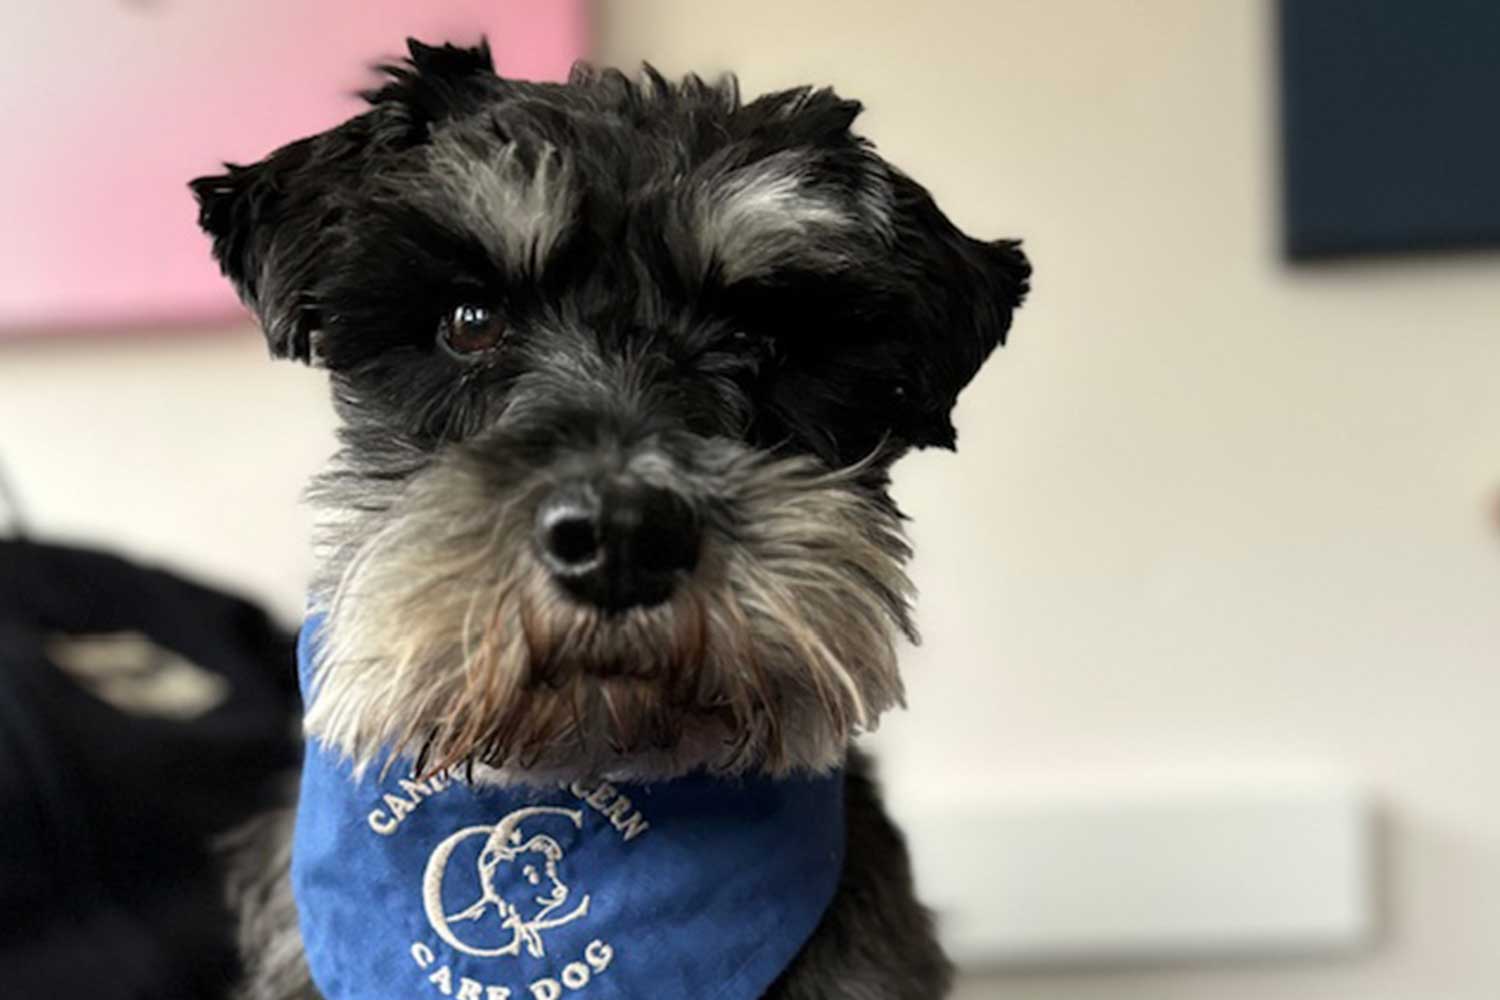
(0, 539, 300, 999)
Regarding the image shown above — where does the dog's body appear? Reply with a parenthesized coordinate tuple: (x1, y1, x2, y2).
(194, 40, 1027, 1000)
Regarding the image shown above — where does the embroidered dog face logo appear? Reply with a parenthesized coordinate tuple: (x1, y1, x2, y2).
(422, 806, 592, 959)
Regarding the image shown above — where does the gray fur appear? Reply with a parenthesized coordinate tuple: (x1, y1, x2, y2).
(307, 441, 911, 783)
(302, 331, 915, 783)
(221, 802, 318, 1000)
(688, 150, 885, 283)
(418, 132, 579, 279)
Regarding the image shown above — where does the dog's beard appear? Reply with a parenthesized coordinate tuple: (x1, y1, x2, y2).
(304, 446, 914, 783)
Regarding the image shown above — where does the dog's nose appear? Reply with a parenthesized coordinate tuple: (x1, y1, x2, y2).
(534, 480, 700, 612)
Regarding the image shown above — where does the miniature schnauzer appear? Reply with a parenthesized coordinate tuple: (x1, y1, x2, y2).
(193, 40, 1027, 1000)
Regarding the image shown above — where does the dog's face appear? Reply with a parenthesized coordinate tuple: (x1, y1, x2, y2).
(193, 41, 1028, 782)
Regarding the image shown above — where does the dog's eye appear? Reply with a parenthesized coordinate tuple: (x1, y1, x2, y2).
(439, 303, 507, 358)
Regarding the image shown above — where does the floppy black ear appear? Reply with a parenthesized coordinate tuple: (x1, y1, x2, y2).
(190, 138, 326, 361)
(189, 37, 498, 362)
(886, 170, 1030, 449)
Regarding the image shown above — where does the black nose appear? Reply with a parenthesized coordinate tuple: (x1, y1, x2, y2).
(535, 479, 700, 612)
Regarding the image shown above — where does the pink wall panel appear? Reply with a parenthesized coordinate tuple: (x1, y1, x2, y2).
(0, 1, 588, 335)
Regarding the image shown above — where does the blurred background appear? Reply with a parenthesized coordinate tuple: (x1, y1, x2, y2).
(2, 1, 1498, 997)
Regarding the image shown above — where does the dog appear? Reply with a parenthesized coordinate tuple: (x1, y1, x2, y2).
(192, 39, 1028, 1000)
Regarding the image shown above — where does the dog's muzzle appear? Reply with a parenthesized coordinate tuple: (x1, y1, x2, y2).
(534, 476, 701, 613)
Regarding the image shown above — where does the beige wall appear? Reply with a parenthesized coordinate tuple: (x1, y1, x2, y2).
(0, 331, 333, 624)
(598, 1, 1500, 998)
(0, 2, 1496, 996)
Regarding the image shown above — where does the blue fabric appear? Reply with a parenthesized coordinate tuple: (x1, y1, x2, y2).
(292, 615, 845, 1000)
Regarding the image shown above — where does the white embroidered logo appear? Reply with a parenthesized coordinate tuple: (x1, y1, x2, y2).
(422, 807, 592, 959)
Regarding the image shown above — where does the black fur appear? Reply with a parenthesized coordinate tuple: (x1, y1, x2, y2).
(767, 754, 954, 1000)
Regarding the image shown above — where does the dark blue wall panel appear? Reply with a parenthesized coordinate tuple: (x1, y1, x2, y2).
(1280, 0, 1500, 258)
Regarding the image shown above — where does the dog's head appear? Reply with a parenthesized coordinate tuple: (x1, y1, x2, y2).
(192, 40, 1028, 782)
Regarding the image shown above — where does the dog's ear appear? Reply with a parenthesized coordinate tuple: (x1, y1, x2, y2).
(190, 136, 330, 362)
(726, 90, 1029, 452)
(884, 170, 1030, 449)
(189, 38, 498, 362)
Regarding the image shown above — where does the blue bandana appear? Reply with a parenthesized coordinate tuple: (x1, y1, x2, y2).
(292, 616, 846, 1000)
